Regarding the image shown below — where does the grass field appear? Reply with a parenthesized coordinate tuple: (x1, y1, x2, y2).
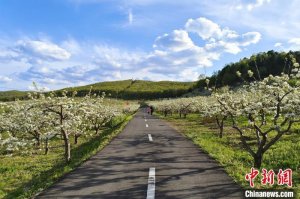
(0, 114, 134, 199)
(156, 113, 300, 196)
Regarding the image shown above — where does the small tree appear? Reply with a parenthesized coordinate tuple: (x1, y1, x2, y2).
(202, 95, 228, 138)
(40, 91, 81, 163)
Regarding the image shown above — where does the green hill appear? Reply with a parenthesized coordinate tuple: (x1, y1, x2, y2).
(63, 79, 196, 100)
(0, 90, 28, 102)
(0, 80, 196, 101)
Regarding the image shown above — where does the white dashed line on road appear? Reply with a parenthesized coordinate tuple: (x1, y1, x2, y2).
(148, 134, 153, 142)
(146, 124, 149, 128)
(145, 119, 147, 122)
(146, 168, 155, 199)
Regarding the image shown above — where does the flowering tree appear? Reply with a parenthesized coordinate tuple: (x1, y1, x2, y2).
(216, 74, 300, 168)
(83, 96, 118, 135)
(200, 94, 228, 138)
(36, 91, 80, 162)
(0, 85, 138, 163)
(173, 98, 196, 118)
(149, 100, 175, 117)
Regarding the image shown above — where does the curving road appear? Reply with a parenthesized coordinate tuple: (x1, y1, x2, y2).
(37, 109, 243, 199)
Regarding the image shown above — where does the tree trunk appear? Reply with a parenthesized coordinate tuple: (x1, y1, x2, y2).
(45, 138, 49, 155)
(254, 60, 261, 80)
(34, 131, 41, 147)
(74, 134, 79, 144)
(219, 125, 223, 138)
(216, 117, 224, 138)
(254, 153, 263, 169)
(95, 124, 100, 134)
(62, 130, 71, 163)
(60, 105, 71, 163)
(37, 135, 41, 147)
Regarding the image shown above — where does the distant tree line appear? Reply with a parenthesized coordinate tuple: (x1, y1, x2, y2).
(197, 50, 300, 89)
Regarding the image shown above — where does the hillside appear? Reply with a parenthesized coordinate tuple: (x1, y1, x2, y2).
(0, 80, 196, 101)
(63, 79, 196, 100)
(0, 90, 28, 102)
(197, 50, 300, 89)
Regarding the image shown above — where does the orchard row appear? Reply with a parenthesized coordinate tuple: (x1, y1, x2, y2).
(149, 61, 300, 168)
(0, 91, 139, 163)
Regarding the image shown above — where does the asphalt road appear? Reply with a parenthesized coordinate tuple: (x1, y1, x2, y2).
(36, 109, 243, 199)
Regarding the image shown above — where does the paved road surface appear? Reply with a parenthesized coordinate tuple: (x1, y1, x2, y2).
(37, 109, 243, 199)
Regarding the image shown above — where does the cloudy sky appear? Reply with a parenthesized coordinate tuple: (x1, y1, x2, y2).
(0, 0, 299, 91)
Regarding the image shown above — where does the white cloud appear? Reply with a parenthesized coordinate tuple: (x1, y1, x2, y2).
(128, 9, 133, 25)
(288, 38, 300, 45)
(235, 0, 271, 11)
(185, 17, 222, 40)
(153, 29, 195, 52)
(184, 17, 261, 55)
(247, 0, 271, 11)
(205, 41, 241, 54)
(112, 71, 122, 79)
(0, 49, 19, 62)
(280, 38, 300, 51)
(145, 17, 261, 75)
(274, 42, 282, 47)
(0, 76, 12, 83)
(93, 45, 144, 69)
(149, 28, 222, 70)
(146, 17, 261, 76)
(271, 38, 300, 51)
(240, 32, 261, 46)
(61, 39, 82, 55)
(199, 0, 300, 42)
(184, 17, 261, 45)
(16, 40, 71, 61)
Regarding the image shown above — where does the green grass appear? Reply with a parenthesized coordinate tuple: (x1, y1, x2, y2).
(156, 113, 299, 197)
(0, 114, 134, 199)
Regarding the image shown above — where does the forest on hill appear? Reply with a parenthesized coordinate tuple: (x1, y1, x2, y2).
(197, 50, 300, 89)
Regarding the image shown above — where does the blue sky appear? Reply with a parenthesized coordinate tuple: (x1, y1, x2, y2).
(0, 0, 300, 90)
